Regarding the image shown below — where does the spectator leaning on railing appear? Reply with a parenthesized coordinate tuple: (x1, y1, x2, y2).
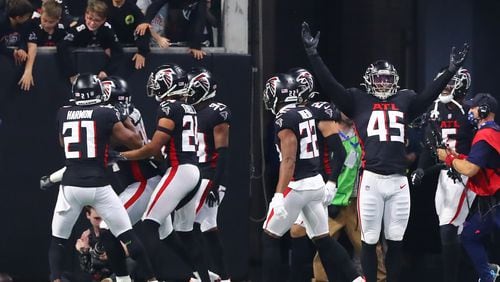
(56, 0, 124, 84)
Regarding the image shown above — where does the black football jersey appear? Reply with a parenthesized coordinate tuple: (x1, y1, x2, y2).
(196, 101, 231, 175)
(348, 88, 416, 175)
(29, 14, 66, 46)
(0, 13, 32, 56)
(112, 108, 159, 187)
(157, 100, 198, 167)
(62, 18, 121, 49)
(428, 102, 473, 155)
(274, 104, 320, 180)
(306, 101, 340, 178)
(57, 104, 121, 187)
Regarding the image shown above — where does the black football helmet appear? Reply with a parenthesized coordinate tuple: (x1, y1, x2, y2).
(186, 67, 217, 105)
(147, 64, 188, 101)
(72, 73, 103, 106)
(263, 73, 298, 115)
(101, 76, 131, 105)
(435, 67, 471, 103)
(362, 60, 399, 100)
(288, 67, 317, 103)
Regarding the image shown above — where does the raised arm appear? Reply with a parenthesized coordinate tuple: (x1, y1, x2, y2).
(301, 22, 354, 116)
(409, 43, 470, 120)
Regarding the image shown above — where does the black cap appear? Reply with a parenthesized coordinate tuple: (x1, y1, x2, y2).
(464, 93, 498, 113)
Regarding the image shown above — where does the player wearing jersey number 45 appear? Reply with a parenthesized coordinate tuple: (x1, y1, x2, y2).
(119, 64, 211, 282)
(261, 73, 363, 282)
(302, 21, 469, 282)
(50, 73, 157, 282)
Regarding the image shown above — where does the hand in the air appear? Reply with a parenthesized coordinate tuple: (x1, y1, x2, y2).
(301, 22, 320, 56)
(448, 43, 470, 72)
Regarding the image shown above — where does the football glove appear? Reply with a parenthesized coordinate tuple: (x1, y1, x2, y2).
(301, 22, 320, 56)
(205, 181, 220, 208)
(270, 193, 287, 219)
(328, 204, 342, 219)
(410, 168, 425, 187)
(107, 150, 127, 166)
(40, 175, 56, 190)
(448, 43, 470, 72)
(323, 181, 338, 206)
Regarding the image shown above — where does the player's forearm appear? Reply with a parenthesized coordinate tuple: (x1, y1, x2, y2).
(276, 157, 295, 194)
(411, 69, 454, 119)
(122, 143, 157, 160)
(451, 158, 480, 177)
(307, 54, 353, 115)
(326, 133, 346, 183)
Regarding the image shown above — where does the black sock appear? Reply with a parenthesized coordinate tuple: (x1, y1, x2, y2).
(440, 224, 460, 282)
(100, 229, 128, 276)
(290, 236, 315, 282)
(314, 235, 359, 281)
(178, 230, 210, 282)
(262, 232, 282, 282)
(203, 229, 229, 279)
(161, 231, 195, 270)
(118, 229, 155, 280)
(361, 241, 377, 282)
(48, 236, 68, 281)
(385, 240, 403, 282)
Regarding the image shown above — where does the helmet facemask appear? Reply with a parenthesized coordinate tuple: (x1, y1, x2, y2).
(363, 61, 399, 100)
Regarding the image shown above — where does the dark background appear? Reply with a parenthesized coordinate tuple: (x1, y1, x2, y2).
(1, 0, 500, 280)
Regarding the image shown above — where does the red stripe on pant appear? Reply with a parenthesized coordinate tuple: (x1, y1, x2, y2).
(124, 161, 148, 209)
(196, 180, 213, 214)
(146, 166, 178, 216)
(449, 188, 467, 225)
(263, 187, 292, 230)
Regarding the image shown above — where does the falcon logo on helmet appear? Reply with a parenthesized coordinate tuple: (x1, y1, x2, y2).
(288, 68, 317, 103)
(263, 73, 297, 115)
(186, 67, 217, 105)
(101, 80, 115, 101)
(147, 64, 188, 101)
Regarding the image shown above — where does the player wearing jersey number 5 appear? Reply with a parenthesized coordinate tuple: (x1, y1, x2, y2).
(438, 93, 500, 282)
(261, 73, 363, 282)
(302, 21, 469, 282)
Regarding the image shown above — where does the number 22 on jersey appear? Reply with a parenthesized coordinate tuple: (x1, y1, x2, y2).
(367, 110, 404, 143)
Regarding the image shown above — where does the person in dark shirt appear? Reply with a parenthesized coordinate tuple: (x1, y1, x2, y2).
(56, 0, 124, 84)
(29, 0, 66, 46)
(301, 22, 469, 282)
(30, 0, 74, 26)
(105, 0, 150, 70)
(0, 0, 34, 90)
(136, 0, 207, 60)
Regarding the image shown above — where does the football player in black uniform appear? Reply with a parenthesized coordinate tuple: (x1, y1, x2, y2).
(49, 74, 157, 282)
(262, 73, 363, 282)
(411, 68, 475, 282)
(101, 76, 161, 227)
(301, 22, 469, 282)
(185, 67, 231, 281)
(56, 0, 124, 83)
(119, 64, 210, 282)
(285, 68, 348, 281)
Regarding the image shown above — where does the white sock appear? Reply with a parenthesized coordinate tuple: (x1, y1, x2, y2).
(116, 276, 132, 282)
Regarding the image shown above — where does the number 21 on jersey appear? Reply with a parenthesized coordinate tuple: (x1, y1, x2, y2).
(62, 120, 96, 159)
(367, 110, 405, 143)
